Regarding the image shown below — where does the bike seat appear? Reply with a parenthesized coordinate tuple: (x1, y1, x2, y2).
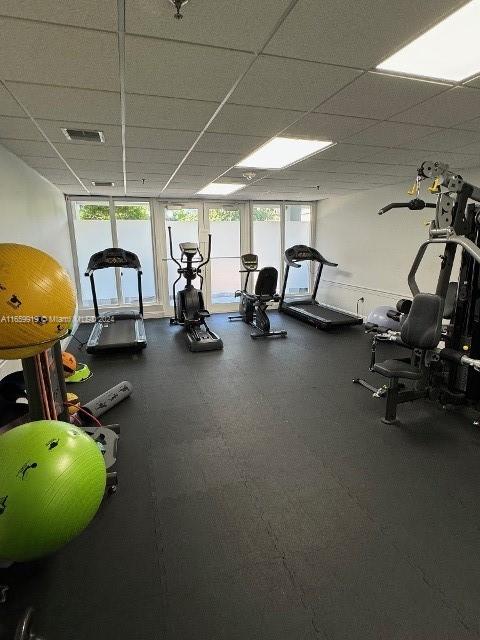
(198, 309, 210, 318)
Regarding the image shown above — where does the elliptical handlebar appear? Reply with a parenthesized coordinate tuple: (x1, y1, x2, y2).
(167, 226, 182, 268)
(197, 234, 212, 271)
(378, 198, 436, 215)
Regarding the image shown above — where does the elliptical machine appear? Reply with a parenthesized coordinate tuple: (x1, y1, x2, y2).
(167, 227, 223, 352)
(228, 254, 287, 339)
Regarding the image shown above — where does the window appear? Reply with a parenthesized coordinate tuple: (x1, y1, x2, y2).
(165, 207, 200, 304)
(73, 201, 117, 307)
(208, 207, 241, 304)
(71, 199, 156, 309)
(252, 205, 281, 277)
(285, 204, 312, 294)
(115, 202, 155, 304)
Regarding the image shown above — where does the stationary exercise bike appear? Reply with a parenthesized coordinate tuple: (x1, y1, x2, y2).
(167, 227, 223, 352)
(228, 254, 287, 339)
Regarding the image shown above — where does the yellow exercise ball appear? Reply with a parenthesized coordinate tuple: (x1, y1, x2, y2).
(0, 244, 76, 359)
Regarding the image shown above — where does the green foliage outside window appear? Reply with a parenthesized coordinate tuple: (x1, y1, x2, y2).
(78, 204, 150, 220)
(80, 204, 280, 222)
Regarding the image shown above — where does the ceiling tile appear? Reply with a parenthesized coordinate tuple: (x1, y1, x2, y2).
(37, 121, 122, 146)
(54, 143, 122, 161)
(55, 184, 89, 194)
(126, 127, 198, 149)
(0, 116, 42, 140)
(6, 83, 121, 123)
(68, 159, 124, 173)
(210, 104, 300, 137)
(195, 132, 267, 154)
(465, 75, 480, 89)
(126, 148, 184, 164)
(287, 158, 348, 173)
(319, 143, 389, 162)
(177, 164, 231, 177)
(0, 0, 117, 30)
(88, 186, 125, 196)
(264, 0, 467, 67)
(80, 171, 124, 181)
(392, 87, 480, 127)
(187, 151, 239, 167)
(284, 112, 377, 141)
(38, 173, 75, 186)
(0, 19, 119, 91)
(126, 173, 171, 182)
(0, 84, 24, 117)
(357, 147, 421, 165)
(354, 147, 480, 170)
(437, 153, 480, 168)
(230, 56, 361, 111)
(126, 162, 177, 174)
(35, 168, 76, 181)
(397, 128, 480, 151)
(336, 161, 415, 176)
(125, 0, 291, 51)
(126, 36, 252, 101)
(126, 94, 217, 129)
(451, 140, 480, 155)
(344, 121, 440, 146)
(0, 139, 53, 156)
(22, 156, 66, 169)
(318, 72, 448, 120)
(452, 116, 480, 132)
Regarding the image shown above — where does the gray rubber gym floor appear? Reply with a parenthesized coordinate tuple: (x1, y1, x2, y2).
(3, 313, 480, 639)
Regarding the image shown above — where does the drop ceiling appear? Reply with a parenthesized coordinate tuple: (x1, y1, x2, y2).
(0, 0, 478, 200)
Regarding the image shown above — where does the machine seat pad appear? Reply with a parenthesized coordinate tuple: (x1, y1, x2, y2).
(373, 359, 422, 380)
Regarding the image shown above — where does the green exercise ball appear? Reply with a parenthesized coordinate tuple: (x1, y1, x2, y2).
(0, 420, 106, 562)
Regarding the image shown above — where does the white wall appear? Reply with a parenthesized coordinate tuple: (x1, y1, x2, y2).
(0, 143, 75, 374)
(315, 167, 480, 318)
(0, 144, 74, 274)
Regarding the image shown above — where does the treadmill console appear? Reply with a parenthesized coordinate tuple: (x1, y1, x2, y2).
(284, 244, 336, 266)
(87, 248, 141, 272)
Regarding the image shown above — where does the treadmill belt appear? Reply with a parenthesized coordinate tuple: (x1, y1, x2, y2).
(287, 302, 361, 326)
(98, 320, 137, 346)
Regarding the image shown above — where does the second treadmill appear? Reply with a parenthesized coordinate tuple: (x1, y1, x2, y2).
(279, 244, 363, 330)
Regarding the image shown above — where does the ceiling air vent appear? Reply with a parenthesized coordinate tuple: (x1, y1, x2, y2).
(62, 128, 105, 143)
(92, 181, 115, 187)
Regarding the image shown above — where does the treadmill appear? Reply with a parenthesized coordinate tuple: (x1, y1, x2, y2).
(85, 248, 147, 354)
(279, 244, 363, 330)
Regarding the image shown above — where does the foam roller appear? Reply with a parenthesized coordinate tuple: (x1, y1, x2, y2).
(81, 381, 133, 420)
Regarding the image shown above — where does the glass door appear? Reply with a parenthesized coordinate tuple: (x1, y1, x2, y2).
(164, 203, 201, 306)
(284, 203, 312, 295)
(205, 204, 242, 307)
(71, 200, 118, 308)
(114, 201, 156, 304)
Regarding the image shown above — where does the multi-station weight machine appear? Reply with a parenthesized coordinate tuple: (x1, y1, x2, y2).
(355, 160, 480, 423)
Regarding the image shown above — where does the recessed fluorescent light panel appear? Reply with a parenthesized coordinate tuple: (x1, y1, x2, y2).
(377, 0, 480, 81)
(236, 137, 334, 170)
(197, 183, 246, 196)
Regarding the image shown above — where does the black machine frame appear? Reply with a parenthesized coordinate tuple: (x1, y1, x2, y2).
(358, 160, 480, 423)
(84, 248, 147, 354)
(228, 254, 287, 339)
(167, 227, 223, 352)
(279, 245, 363, 330)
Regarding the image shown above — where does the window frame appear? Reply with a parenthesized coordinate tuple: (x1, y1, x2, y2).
(66, 195, 157, 312)
(67, 196, 316, 316)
